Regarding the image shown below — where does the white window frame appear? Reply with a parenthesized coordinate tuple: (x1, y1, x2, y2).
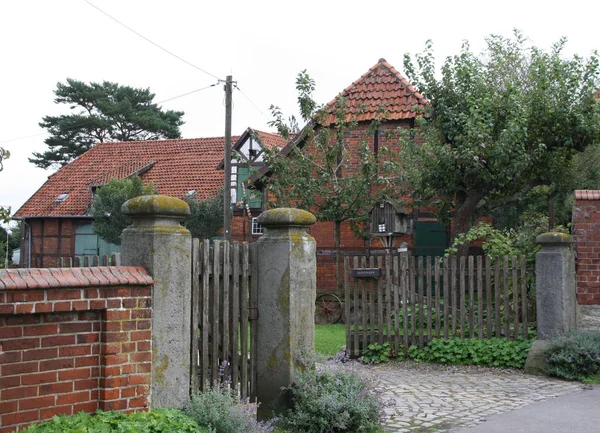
(252, 217, 264, 235)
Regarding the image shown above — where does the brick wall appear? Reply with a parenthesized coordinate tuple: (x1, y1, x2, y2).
(23, 218, 86, 268)
(0, 267, 154, 432)
(572, 190, 600, 305)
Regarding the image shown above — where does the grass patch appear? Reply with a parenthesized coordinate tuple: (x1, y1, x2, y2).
(314, 324, 345, 356)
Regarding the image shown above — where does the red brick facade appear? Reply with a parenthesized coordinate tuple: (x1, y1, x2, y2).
(0, 267, 153, 432)
(572, 190, 600, 305)
(22, 218, 92, 269)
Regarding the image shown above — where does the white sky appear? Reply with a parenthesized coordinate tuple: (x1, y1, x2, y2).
(1, 0, 599, 225)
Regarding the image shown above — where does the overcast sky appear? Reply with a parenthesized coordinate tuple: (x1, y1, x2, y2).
(1, 0, 599, 226)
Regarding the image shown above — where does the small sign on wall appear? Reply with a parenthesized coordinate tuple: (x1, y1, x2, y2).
(351, 268, 383, 278)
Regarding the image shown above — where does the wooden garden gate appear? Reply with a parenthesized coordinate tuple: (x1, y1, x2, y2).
(190, 239, 258, 399)
(344, 254, 534, 357)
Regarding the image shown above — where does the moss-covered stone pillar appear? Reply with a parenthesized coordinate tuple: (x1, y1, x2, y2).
(256, 208, 316, 419)
(120, 195, 192, 408)
(525, 232, 576, 375)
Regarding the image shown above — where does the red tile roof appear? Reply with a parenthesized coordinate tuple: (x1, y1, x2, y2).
(254, 130, 289, 150)
(575, 190, 600, 200)
(323, 58, 427, 124)
(15, 130, 286, 218)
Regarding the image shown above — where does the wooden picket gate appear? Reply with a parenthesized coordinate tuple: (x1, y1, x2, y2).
(190, 239, 258, 399)
(58, 253, 121, 267)
(344, 254, 535, 357)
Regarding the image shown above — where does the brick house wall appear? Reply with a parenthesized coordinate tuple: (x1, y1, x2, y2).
(0, 267, 153, 433)
(572, 190, 600, 305)
(21, 218, 91, 269)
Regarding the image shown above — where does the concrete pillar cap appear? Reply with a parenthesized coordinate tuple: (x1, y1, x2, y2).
(536, 231, 572, 246)
(257, 208, 316, 227)
(121, 195, 191, 218)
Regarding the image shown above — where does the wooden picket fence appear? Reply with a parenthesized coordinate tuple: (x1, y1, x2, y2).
(190, 239, 258, 399)
(58, 254, 121, 267)
(344, 254, 535, 357)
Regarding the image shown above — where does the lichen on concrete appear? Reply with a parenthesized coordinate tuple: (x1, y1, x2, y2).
(257, 208, 316, 227)
(121, 195, 191, 217)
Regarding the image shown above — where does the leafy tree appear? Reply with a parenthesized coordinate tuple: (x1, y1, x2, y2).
(30, 79, 185, 169)
(0, 224, 19, 269)
(0, 147, 12, 267)
(0, 147, 10, 224)
(401, 32, 600, 252)
(91, 176, 157, 245)
(0, 147, 9, 172)
(265, 71, 399, 292)
(184, 191, 224, 240)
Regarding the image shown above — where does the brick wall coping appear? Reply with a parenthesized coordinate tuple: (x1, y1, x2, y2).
(0, 266, 153, 290)
(575, 190, 600, 200)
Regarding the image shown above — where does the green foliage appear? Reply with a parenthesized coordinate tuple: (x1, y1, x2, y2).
(400, 31, 600, 241)
(408, 338, 533, 368)
(0, 146, 9, 172)
(264, 70, 402, 243)
(362, 342, 393, 365)
(582, 374, 600, 385)
(90, 176, 156, 245)
(20, 409, 207, 433)
(186, 386, 274, 433)
(546, 331, 600, 381)
(184, 191, 224, 240)
(0, 151, 10, 225)
(276, 363, 382, 433)
(445, 217, 560, 264)
(30, 78, 185, 169)
(0, 223, 20, 268)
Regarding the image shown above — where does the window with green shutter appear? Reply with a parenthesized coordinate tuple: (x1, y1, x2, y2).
(236, 166, 262, 209)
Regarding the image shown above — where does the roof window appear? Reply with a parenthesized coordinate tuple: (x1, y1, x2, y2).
(55, 193, 69, 203)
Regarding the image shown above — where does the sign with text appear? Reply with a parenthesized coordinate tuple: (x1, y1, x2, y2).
(351, 268, 382, 278)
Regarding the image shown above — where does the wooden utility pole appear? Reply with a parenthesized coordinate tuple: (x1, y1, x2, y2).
(223, 75, 233, 241)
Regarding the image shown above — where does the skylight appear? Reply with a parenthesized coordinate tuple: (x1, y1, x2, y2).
(55, 193, 69, 203)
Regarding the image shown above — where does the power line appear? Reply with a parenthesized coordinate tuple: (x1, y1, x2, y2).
(83, 0, 222, 81)
(0, 132, 47, 145)
(0, 83, 219, 145)
(234, 85, 269, 120)
(158, 83, 219, 104)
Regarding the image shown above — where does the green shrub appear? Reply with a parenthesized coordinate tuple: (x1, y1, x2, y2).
(21, 409, 207, 433)
(546, 332, 600, 381)
(276, 363, 382, 433)
(186, 385, 273, 433)
(408, 337, 533, 368)
(362, 342, 393, 365)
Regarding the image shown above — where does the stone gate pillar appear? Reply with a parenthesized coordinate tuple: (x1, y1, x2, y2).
(255, 208, 317, 419)
(120, 195, 192, 408)
(525, 232, 576, 374)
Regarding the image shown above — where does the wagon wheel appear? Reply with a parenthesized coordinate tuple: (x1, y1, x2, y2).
(315, 293, 343, 324)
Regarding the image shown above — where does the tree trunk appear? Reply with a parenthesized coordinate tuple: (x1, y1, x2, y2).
(334, 220, 343, 296)
(453, 191, 482, 257)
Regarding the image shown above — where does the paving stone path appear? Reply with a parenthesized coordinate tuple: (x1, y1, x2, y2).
(341, 361, 583, 433)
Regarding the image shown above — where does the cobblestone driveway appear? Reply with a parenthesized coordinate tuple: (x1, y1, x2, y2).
(342, 361, 583, 433)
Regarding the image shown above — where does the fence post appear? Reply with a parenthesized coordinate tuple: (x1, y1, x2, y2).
(525, 232, 576, 375)
(255, 208, 316, 419)
(119, 195, 192, 408)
